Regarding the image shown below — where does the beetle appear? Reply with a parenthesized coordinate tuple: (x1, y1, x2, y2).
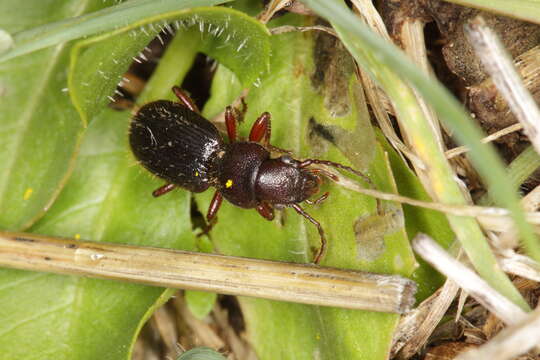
(129, 86, 371, 263)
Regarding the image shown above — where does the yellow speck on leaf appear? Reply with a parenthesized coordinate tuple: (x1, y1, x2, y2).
(23, 188, 33, 200)
(74, 234, 81, 240)
(225, 179, 233, 188)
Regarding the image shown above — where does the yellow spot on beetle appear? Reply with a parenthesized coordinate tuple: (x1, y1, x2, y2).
(195, 171, 199, 177)
(225, 179, 233, 188)
(74, 234, 81, 240)
(23, 188, 33, 200)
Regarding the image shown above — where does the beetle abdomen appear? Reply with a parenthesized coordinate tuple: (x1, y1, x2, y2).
(130, 100, 224, 193)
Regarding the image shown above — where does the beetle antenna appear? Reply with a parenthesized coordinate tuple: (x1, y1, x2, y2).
(299, 159, 374, 189)
(300, 159, 383, 215)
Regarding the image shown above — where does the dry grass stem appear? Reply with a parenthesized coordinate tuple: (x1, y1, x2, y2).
(498, 251, 540, 282)
(358, 67, 425, 168)
(212, 302, 257, 360)
(445, 123, 524, 159)
(257, 0, 290, 23)
(522, 184, 540, 212)
(465, 17, 540, 156)
(352, 0, 427, 171)
(172, 297, 226, 350)
(391, 279, 460, 359)
(150, 305, 179, 359)
(0, 231, 416, 313)
(413, 234, 527, 325)
(456, 306, 540, 360)
(325, 167, 540, 233)
(330, 168, 506, 216)
(399, 20, 445, 151)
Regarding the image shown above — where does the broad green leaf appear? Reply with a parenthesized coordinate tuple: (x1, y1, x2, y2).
(0, 0, 115, 231)
(69, 6, 271, 124)
(0, 12, 204, 358)
(196, 15, 416, 360)
(0, 0, 230, 62)
(0, 108, 195, 360)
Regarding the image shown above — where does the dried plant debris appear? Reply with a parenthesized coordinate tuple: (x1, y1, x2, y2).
(397, 286, 540, 359)
(133, 293, 256, 360)
(381, 0, 540, 170)
(424, 342, 478, 360)
(417, 1, 540, 86)
(468, 45, 540, 136)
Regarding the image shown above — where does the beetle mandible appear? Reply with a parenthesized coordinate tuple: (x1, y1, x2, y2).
(129, 86, 372, 263)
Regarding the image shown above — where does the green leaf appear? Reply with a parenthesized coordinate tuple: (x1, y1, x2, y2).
(0, 7, 205, 356)
(0, 0, 230, 63)
(0, 0, 115, 231)
(0, 108, 195, 360)
(185, 290, 218, 319)
(196, 15, 416, 359)
(69, 6, 271, 123)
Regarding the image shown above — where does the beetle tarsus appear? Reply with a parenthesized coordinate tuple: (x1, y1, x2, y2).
(305, 192, 329, 206)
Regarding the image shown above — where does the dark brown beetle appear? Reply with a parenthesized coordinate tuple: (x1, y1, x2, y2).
(129, 86, 370, 263)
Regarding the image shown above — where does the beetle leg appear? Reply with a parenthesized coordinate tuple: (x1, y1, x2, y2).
(305, 192, 329, 206)
(256, 202, 275, 221)
(291, 204, 326, 264)
(152, 183, 176, 197)
(172, 86, 200, 113)
(198, 191, 223, 237)
(249, 112, 271, 144)
(225, 106, 237, 143)
(248, 112, 291, 153)
(206, 190, 223, 223)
